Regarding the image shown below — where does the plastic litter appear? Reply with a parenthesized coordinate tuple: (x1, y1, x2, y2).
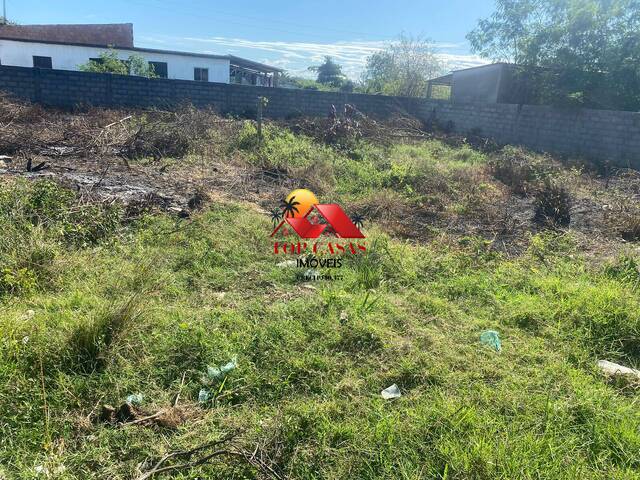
(34, 464, 64, 476)
(201, 356, 238, 386)
(198, 388, 210, 403)
(277, 259, 297, 268)
(125, 393, 144, 405)
(34, 465, 48, 475)
(381, 384, 401, 399)
(480, 330, 501, 352)
(597, 360, 640, 379)
(205, 357, 237, 381)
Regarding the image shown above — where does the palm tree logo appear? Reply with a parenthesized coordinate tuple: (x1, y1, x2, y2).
(269, 208, 283, 229)
(280, 195, 301, 218)
(351, 213, 365, 230)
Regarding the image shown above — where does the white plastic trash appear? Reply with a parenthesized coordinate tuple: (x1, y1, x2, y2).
(277, 260, 297, 268)
(597, 360, 640, 379)
(381, 384, 401, 399)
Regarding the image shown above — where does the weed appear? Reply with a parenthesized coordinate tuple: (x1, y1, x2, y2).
(489, 146, 556, 195)
(3, 99, 640, 478)
(65, 289, 146, 373)
(534, 181, 572, 226)
(0, 179, 123, 297)
(335, 324, 384, 353)
(619, 211, 640, 241)
(232, 121, 336, 171)
(604, 255, 640, 285)
(0, 267, 37, 295)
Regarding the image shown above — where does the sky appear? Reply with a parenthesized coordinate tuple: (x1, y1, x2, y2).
(7, 0, 495, 79)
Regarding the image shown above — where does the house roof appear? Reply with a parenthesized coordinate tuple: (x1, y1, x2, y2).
(427, 73, 453, 85)
(0, 23, 134, 47)
(0, 36, 283, 73)
(451, 62, 511, 74)
(228, 55, 283, 73)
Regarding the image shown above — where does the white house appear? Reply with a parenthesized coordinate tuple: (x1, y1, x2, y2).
(0, 23, 281, 86)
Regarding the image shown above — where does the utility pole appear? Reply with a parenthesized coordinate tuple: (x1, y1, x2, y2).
(2, 0, 6, 24)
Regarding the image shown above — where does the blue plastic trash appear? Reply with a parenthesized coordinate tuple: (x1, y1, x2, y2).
(480, 330, 501, 352)
(198, 389, 210, 403)
(206, 357, 238, 381)
(126, 393, 144, 405)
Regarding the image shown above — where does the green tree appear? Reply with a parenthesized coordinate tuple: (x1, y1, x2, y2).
(362, 34, 445, 97)
(78, 49, 157, 78)
(308, 56, 347, 87)
(467, 0, 640, 110)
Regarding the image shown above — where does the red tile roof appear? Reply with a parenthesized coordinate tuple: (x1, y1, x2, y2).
(0, 23, 134, 47)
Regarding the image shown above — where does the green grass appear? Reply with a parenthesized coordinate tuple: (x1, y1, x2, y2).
(2, 128, 640, 478)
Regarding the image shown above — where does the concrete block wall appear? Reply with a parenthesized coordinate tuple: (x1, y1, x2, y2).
(0, 65, 420, 118)
(415, 101, 640, 168)
(1, 65, 638, 167)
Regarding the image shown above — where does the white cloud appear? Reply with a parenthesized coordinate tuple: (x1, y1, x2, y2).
(138, 35, 489, 79)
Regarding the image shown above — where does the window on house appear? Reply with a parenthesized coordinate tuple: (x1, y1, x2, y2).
(33, 56, 52, 69)
(194, 67, 208, 82)
(149, 61, 168, 78)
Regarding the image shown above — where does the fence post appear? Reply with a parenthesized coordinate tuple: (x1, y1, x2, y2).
(257, 96, 263, 145)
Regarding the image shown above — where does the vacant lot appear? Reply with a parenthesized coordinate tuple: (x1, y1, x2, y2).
(1, 97, 640, 479)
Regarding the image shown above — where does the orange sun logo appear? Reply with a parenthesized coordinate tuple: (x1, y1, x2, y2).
(280, 189, 318, 218)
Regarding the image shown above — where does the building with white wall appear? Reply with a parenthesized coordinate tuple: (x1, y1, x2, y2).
(0, 23, 281, 86)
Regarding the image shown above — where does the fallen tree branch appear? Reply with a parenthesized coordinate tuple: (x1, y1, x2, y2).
(135, 432, 283, 480)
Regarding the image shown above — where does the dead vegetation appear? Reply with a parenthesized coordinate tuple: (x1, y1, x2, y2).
(134, 431, 283, 480)
(288, 104, 430, 149)
(98, 402, 191, 430)
(1, 93, 639, 254)
(0, 93, 232, 161)
(488, 146, 559, 196)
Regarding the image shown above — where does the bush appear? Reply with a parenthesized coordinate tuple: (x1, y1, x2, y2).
(619, 212, 640, 241)
(123, 106, 218, 160)
(231, 121, 336, 171)
(78, 49, 157, 78)
(533, 181, 572, 226)
(489, 146, 556, 195)
(0, 267, 37, 295)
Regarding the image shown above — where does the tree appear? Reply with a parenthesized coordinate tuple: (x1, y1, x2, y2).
(78, 49, 157, 78)
(467, 0, 640, 110)
(362, 34, 446, 97)
(308, 56, 347, 87)
(127, 54, 158, 77)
